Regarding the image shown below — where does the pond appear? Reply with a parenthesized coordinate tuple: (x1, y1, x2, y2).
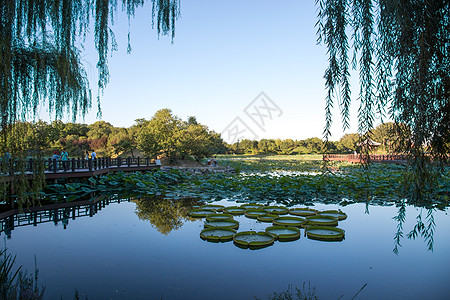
(2, 196, 449, 299)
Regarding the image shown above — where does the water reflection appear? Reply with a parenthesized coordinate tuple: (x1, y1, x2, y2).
(0, 196, 130, 238)
(133, 196, 197, 235)
(0, 195, 445, 255)
(393, 202, 436, 254)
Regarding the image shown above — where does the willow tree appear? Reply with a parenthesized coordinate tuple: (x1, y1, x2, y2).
(316, 0, 449, 200)
(0, 0, 180, 202)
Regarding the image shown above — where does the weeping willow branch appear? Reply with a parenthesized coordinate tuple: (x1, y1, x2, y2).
(0, 0, 180, 203)
(317, 0, 450, 201)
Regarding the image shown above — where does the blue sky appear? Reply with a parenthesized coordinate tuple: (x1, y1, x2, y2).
(43, 0, 367, 142)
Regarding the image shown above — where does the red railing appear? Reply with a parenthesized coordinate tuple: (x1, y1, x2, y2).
(323, 154, 408, 163)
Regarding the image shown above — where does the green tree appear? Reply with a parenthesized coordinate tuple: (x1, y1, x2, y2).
(137, 109, 181, 159)
(337, 133, 360, 153)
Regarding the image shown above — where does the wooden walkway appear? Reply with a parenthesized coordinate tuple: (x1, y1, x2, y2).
(1, 157, 160, 181)
(323, 154, 408, 164)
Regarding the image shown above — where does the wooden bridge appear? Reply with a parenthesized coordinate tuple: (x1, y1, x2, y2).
(323, 154, 408, 164)
(1, 156, 160, 181)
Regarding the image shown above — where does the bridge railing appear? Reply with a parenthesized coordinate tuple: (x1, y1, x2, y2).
(323, 154, 408, 163)
(0, 157, 155, 174)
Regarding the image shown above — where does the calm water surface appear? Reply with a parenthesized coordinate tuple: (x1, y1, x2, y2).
(3, 199, 450, 299)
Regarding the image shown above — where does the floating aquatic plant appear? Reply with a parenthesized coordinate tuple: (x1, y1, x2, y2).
(265, 226, 301, 242)
(305, 215, 339, 227)
(273, 216, 307, 227)
(233, 231, 274, 249)
(305, 226, 345, 241)
(200, 228, 236, 242)
(318, 210, 347, 221)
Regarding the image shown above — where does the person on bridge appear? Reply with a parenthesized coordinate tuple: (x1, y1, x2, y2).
(61, 149, 69, 171)
(91, 150, 96, 160)
(51, 151, 60, 171)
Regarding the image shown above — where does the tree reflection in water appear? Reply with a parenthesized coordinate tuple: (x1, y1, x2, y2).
(393, 201, 436, 254)
(133, 197, 198, 235)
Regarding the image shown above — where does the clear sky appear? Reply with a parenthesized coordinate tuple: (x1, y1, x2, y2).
(42, 0, 368, 142)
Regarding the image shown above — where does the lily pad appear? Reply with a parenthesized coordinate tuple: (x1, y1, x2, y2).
(200, 227, 237, 242)
(200, 204, 224, 212)
(204, 219, 239, 230)
(240, 203, 263, 210)
(318, 210, 347, 221)
(188, 209, 216, 218)
(305, 226, 345, 241)
(265, 226, 300, 241)
(289, 207, 318, 217)
(263, 206, 289, 215)
(245, 209, 267, 219)
(206, 213, 234, 222)
(273, 216, 307, 227)
(257, 214, 278, 223)
(305, 215, 339, 226)
(223, 206, 246, 215)
(233, 231, 274, 249)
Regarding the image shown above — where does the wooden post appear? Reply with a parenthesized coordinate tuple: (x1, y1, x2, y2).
(137, 157, 140, 167)
(71, 158, 76, 172)
(88, 159, 92, 171)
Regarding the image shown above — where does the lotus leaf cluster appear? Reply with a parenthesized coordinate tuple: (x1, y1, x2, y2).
(191, 203, 347, 248)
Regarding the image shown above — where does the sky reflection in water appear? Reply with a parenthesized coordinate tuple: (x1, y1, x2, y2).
(3, 199, 450, 300)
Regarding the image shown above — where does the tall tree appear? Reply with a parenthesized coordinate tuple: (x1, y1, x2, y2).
(316, 0, 449, 199)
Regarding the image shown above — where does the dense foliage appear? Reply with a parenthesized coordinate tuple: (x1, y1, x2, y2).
(228, 122, 409, 155)
(316, 0, 449, 199)
(0, 109, 226, 161)
(0, 0, 179, 130)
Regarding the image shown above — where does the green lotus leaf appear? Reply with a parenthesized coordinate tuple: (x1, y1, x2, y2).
(318, 210, 347, 221)
(188, 209, 216, 218)
(289, 207, 319, 217)
(240, 203, 263, 210)
(257, 214, 278, 223)
(244, 209, 267, 219)
(263, 206, 289, 215)
(205, 213, 234, 222)
(223, 206, 246, 215)
(273, 216, 307, 227)
(265, 226, 301, 242)
(204, 219, 239, 230)
(305, 215, 339, 226)
(200, 227, 237, 242)
(305, 226, 345, 241)
(200, 204, 224, 212)
(233, 231, 274, 249)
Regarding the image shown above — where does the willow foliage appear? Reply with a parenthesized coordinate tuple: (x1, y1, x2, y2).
(0, 0, 179, 202)
(0, 0, 179, 128)
(316, 0, 449, 199)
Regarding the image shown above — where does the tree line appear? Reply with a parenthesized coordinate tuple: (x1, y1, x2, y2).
(1, 113, 412, 160)
(0, 109, 226, 161)
(229, 122, 411, 155)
